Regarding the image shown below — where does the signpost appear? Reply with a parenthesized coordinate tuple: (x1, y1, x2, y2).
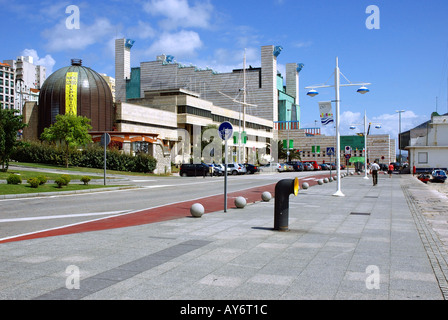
(101, 133, 111, 185)
(327, 147, 335, 176)
(219, 122, 233, 212)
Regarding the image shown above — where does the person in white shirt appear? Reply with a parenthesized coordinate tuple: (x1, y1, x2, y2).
(370, 160, 380, 186)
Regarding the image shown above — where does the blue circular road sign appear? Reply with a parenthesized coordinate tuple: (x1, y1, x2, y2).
(218, 121, 233, 140)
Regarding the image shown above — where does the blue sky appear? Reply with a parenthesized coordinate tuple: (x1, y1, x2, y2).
(1, 0, 448, 146)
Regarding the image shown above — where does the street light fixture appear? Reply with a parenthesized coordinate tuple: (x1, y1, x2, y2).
(306, 57, 371, 197)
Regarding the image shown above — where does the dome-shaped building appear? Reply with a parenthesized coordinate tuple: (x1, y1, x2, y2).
(38, 59, 114, 135)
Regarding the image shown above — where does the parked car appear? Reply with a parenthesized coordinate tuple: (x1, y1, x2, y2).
(281, 163, 294, 172)
(328, 163, 337, 170)
(287, 161, 304, 171)
(209, 163, 224, 176)
(432, 169, 447, 183)
(320, 163, 330, 170)
(180, 163, 210, 177)
(227, 163, 247, 175)
(304, 161, 321, 170)
(303, 163, 314, 171)
(244, 163, 260, 174)
(260, 162, 282, 172)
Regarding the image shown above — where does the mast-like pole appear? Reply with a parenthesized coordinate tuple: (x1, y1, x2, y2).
(243, 48, 247, 163)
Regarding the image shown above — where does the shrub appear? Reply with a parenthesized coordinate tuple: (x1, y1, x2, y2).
(132, 153, 157, 173)
(80, 176, 91, 185)
(55, 177, 66, 188)
(11, 141, 157, 173)
(37, 175, 47, 185)
(60, 174, 71, 185)
(27, 177, 40, 188)
(7, 174, 22, 185)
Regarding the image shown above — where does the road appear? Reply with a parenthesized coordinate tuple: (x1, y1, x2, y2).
(0, 170, 332, 242)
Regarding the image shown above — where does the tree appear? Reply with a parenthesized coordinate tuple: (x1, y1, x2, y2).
(40, 114, 93, 168)
(0, 108, 27, 172)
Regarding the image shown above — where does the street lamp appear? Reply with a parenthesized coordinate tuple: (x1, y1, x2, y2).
(350, 110, 381, 180)
(396, 110, 405, 163)
(306, 57, 371, 197)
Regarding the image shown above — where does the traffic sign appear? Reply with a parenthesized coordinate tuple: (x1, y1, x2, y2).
(326, 147, 335, 156)
(218, 122, 233, 140)
(344, 146, 351, 154)
(345, 154, 351, 159)
(101, 133, 111, 147)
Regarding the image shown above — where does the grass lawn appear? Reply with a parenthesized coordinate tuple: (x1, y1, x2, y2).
(0, 169, 100, 182)
(1, 162, 134, 195)
(9, 162, 173, 176)
(0, 183, 123, 195)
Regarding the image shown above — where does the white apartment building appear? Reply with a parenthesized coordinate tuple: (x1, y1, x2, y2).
(3, 55, 46, 113)
(0, 62, 15, 110)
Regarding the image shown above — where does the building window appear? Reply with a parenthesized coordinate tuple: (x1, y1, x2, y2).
(418, 152, 428, 164)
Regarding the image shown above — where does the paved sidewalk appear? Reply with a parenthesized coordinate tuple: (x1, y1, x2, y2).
(1, 172, 448, 301)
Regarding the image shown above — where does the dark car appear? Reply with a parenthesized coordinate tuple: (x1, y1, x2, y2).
(180, 163, 210, 177)
(287, 161, 304, 171)
(320, 163, 330, 170)
(328, 163, 337, 170)
(244, 163, 260, 174)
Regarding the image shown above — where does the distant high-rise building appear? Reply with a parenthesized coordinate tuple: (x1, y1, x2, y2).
(115, 38, 134, 102)
(3, 55, 47, 113)
(0, 62, 15, 110)
(99, 73, 116, 102)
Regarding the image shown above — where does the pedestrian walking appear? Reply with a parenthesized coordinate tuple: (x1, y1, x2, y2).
(370, 160, 380, 186)
(388, 163, 394, 178)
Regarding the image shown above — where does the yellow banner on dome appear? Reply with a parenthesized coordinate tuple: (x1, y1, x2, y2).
(65, 72, 78, 115)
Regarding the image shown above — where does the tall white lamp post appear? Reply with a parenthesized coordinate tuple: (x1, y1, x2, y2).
(350, 110, 381, 180)
(306, 57, 371, 197)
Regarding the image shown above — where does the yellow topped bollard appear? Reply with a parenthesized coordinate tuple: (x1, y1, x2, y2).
(274, 177, 299, 231)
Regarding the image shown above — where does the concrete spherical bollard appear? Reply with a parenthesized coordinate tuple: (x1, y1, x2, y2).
(190, 203, 204, 218)
(329, 177, 333, 182)
(317, 179, 324, 185)
(302, 182, 309, 189)
(261, 191, 272, 202)
(350, 172, 354, 175)
(324, 178, 329, 183)
(235, 196, 247, 208)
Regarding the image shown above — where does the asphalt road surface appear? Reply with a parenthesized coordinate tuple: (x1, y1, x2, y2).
(0, 170, 330, 241)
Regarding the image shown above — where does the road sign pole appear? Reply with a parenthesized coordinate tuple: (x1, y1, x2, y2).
(224, 138, 228, 212)
(104, 140, 107, 186)
(101, 133, 111, 186)
(219, 122, 233, 213)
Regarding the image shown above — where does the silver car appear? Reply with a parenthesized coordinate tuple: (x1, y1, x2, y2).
(227, 163, 247, 175)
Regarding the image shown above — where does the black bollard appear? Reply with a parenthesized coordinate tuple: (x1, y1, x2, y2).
(274, 177, 299, 231)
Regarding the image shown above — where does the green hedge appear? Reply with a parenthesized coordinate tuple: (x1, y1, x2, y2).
(11, 141, 157, 173)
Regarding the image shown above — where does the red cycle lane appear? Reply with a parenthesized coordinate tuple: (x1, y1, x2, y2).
(0, 175, 325, 244)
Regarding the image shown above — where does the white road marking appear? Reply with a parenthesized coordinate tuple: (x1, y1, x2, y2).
(0, 210, 131, 223)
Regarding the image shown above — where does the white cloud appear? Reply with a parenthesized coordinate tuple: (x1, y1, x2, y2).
(145, 30, 203, 58)
(42, 17, 116, 52)
(293, 41, 313, 48)
(127, 21, 156, 40)
(143, 0, 213, 30)
(20, 49, 56, 74)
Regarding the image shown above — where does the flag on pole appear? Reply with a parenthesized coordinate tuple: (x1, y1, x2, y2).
(318, 101, 334, 125)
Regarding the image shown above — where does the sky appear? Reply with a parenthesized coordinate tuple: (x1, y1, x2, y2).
(1, 0, 448, 153)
